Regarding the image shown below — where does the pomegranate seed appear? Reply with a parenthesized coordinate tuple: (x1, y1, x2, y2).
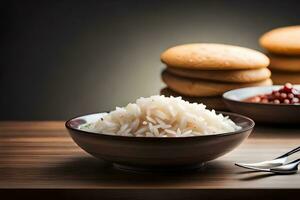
(283, 99, 290, 104)
(292, 98, 299, 103)
(288, 93, 294, 99)
(244, 83, 300, 104)
(273, 99, 280, 104)
(280, 93, 287, 99)
(274, 92, 280, 97)
(283, 88, 292, 93)
(285, 83, 293, 89)
(253, 96, 261, 102)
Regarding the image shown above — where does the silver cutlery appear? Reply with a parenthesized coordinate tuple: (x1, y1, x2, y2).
(235, 146, 300, 174)
(236, 159, 300, 174)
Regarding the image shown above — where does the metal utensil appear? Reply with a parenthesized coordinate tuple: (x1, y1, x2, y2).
(236, 146, 300, 169)
(270, 159, 300, 174)
(236, 159, 300, 174)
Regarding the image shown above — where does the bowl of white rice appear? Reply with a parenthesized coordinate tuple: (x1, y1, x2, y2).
(66, 95, 254, 171)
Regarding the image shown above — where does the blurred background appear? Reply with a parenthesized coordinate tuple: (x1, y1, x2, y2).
(2, 0, 300, 120)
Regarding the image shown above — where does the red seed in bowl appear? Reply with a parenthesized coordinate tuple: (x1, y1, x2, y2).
(274, 92, 281, 97)
(280, 93, 287, 99)
(283, 99, 290, 104)
(288, 93, 294, 99)
(273, 99, 280, 104)
(243, 83, 300, 105)
(292, 98, 299, 103)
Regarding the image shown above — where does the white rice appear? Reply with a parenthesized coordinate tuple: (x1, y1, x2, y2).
(82, 95, 241, 137)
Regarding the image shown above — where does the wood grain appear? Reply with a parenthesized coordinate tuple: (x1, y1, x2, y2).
(0, 122, 300, 190)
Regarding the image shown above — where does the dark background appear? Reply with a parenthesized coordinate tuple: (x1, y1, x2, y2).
(2, 0, 300, 120)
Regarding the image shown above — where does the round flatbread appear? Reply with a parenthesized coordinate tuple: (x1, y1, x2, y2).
(160, 87, 227, 111)
(161, 43, 269, 70)
(260, 26, 300, 56)
(166, 67, 271, 83)
(161, 70, 273, 97)
(268, 54, 300, 72)
(271, 72, 300, 84)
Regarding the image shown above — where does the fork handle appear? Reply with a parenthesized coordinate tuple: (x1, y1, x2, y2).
(276, 146, 300, 159)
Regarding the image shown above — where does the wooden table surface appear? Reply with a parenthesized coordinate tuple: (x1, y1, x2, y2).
(1, 121, 300, 199)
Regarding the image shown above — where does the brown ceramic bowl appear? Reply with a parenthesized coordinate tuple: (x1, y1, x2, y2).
(223, 85, 300, 124)
(65, 112, 254, 171)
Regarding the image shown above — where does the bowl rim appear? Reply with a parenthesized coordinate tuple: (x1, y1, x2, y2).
(223, 85, 300, 107)
(65, 111, 255, 140)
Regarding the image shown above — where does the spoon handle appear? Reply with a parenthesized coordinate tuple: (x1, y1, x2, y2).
(270, 159, 300, 174)
(276, 146, 300, 159)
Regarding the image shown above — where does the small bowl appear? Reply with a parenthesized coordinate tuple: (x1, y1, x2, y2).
(65, 112, 254, 171)
(223, 85, 300, 124)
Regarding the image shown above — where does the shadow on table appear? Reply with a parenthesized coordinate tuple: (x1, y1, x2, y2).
(238, 173, 276, 181)
(44, 156, 231, 186)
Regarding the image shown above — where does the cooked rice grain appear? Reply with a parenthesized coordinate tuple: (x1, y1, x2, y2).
(83, 95, 241, 137)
